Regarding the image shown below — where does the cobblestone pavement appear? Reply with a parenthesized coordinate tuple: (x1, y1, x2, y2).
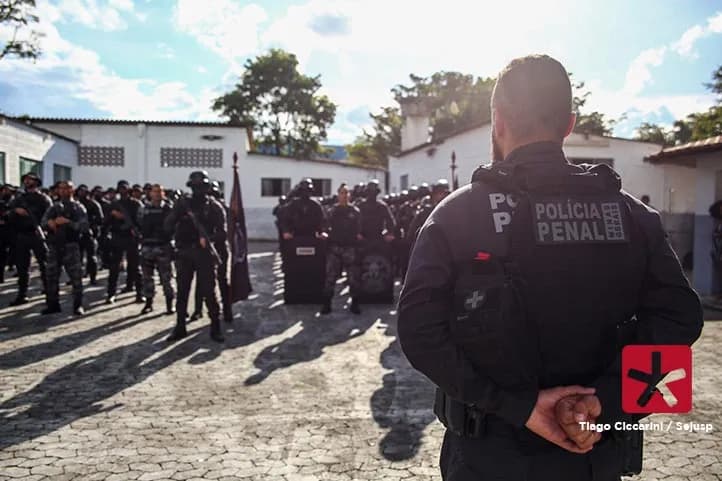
(0, 242, 720, 481)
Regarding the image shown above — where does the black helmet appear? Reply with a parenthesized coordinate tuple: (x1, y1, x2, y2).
(186, 170, 210, 188)
(432, 179, 450, 194)
(417, 182, 431, 198)
(143, 183, 152, 190)
(209, 180, 222, 198)
(21, 172, 42, 186)
(407, 185, 419, 201)
(297, 178, 314, 195)
(117, 180, 130, 190)
(366, 179, 381, 194)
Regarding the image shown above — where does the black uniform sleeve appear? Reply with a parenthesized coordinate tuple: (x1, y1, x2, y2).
(397, 221, 537, 427)
(591, 207, 703, 424)
(212, 201, 227, 243)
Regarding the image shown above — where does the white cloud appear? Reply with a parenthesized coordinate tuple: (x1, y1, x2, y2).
(0, 0, 219, 121)
(157, 42, 175, 59)
(53, 0, 137, 31)
(672, 11, 722, 58)
(197, 65, 208, 74)
(622, 47, 667, 96)
(173, 0, 268, 68)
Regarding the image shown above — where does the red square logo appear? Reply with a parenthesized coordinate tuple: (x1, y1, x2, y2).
(622, 345, 692, 413)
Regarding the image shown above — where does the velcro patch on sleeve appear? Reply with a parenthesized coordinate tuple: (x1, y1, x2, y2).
(530, 195, 629, 245)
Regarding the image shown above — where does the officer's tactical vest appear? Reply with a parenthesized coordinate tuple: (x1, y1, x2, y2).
(450, 159, 646, 392)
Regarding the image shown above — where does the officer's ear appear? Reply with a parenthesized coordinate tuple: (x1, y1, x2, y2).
(563, 113, 576, 138)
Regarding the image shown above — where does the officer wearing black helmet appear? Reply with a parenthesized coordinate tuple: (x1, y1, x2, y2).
(398, 55, 703, 480)
(0, 184, 17, 283)
(92, 185, 112, 270)
(406, 179, 451, 250)
(105, 180, 143, 304)
(190, 180, 232, 324)
(6, 172, 51, 306)
(279, 178, 325, 239)
(164, 170, 227, 342)
(75, 184, 104, 285)
(356, 179, 395, 243)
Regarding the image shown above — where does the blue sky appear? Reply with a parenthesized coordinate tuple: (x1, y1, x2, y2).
(1, 0, 721, 144)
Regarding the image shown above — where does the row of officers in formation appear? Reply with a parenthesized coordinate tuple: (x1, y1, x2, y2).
(0, 171, 232, 342)
(272, 177, 451, 313)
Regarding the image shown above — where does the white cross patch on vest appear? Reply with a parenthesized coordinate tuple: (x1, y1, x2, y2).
(464, 290, 486, 311)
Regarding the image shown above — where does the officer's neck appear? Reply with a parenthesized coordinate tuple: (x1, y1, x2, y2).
(499, 135, 564, 162)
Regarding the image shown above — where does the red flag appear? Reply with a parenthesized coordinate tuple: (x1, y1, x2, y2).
(229, 152, 252, 301)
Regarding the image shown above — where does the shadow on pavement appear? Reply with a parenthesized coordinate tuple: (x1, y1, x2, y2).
(370, 311, 437, 461)
(0, 311, 164, 369)
(0, 325, 207, 450)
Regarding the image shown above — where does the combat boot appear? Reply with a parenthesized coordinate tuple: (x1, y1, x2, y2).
(166, 322, 187, 342)
(41, 303, 62, 315)
(210, 318, 225, 343)
(105, 295, 116, 304)
(73, 305, 85, 316)
(141, 298, 153, 314)
(9, 295, 29, 307)
(134, 294, 146, 304)
(350, 298, 361, 315)
(320, 296, 332, 315)
(189, 309, 203, 322)
(165, 297, 176, 315)
(89, 275, 97, 286)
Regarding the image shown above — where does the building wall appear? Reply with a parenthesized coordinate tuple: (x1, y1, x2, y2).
(692, 152, 722, 296)
(33, 122, 249, 195)
(0, 118, 78, 186)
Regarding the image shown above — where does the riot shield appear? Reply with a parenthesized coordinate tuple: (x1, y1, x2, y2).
(283, 236, 326, 304)
(355, 239, 394, 303)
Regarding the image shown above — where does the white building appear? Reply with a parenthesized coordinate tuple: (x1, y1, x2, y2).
(2, 117, 384, 240)
(389, 106, 696, 263)
(0, 115, 78, 186)
(647, 136, 722, 296)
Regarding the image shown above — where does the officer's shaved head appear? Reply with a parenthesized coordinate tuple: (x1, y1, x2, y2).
(491, 54, 574, 160)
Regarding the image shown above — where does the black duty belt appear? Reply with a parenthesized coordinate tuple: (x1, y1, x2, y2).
(434, 389, 486, 438)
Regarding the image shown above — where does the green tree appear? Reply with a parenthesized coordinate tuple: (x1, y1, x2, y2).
(346, 106, 402, 168)
(212, 49, 336, 159)
(391, 71, 495, 141)
(0, 0, 41, 61)
(569, 75, 617, 136)
(634, 122, 673, 145)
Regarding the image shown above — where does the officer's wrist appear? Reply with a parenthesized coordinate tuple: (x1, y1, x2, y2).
(493, 388, 539, 428)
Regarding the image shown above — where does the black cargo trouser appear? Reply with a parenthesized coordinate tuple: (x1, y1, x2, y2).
(80, 233, 99, 281)
(194, 245, 230, 321)
(107, 235, 141, 296)
(176, 247, 220, 332)
(15, 232, 48, 297)
(46, 242, 83, 307)
(440, 425, 623, 481)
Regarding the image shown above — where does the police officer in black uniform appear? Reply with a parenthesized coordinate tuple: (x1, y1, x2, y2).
(320, 182, 362, 314)
(105, 180, 144, 304)
(191, 181, 232, 323)
(75, 184, 103, 285)
(138, 183, 175, 315)
(397, 55, 703, 481)
(7, 173, 51, 306)
(0, 184, 17, 283)
(41, 180, 89, 315)
(406, 179, 451, 251)
(92, 185, 112, 270)
(164, 171, 227, 343)
(280, 179, 325, 240)
(356, 179, 395, 242)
